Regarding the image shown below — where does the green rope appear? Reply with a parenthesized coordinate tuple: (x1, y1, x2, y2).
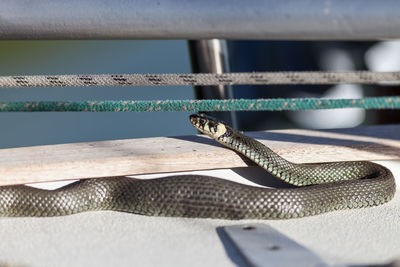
(1, 97, 399, 112)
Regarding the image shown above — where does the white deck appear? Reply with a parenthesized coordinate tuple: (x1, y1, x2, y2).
(1, 161, 399, 267)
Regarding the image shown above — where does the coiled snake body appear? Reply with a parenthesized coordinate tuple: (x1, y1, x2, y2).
(0, 114, 395, 218)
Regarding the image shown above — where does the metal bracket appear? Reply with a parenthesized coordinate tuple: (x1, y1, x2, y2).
(221, 223, 326, 267)
(220, 224, 400, 267)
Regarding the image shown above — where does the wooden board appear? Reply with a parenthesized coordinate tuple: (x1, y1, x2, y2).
(0, 124, 399, 186)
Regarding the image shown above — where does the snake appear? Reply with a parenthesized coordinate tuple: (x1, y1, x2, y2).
(0, 114, 395, 219)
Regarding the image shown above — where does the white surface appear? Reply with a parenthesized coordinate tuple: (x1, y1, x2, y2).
(1, 161, 400, 267)
(365, 41, 400, 71)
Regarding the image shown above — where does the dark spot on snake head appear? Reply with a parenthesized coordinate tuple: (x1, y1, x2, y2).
(222, 127, 233, 138)
(189, 113, 224, 132)
(208, 120, 218, 129)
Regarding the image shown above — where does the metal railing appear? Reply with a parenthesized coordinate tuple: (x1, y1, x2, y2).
(1, 0, 400, 40)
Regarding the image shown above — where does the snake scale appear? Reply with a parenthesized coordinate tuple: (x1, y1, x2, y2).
(0, 114, 395, 219)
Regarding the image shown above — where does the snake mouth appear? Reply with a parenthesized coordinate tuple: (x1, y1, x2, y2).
(189, 113, 212, 132)
(189, 113, 230, 139)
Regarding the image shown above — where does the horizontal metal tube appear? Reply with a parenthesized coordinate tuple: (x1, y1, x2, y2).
(1, 0, 400, 40)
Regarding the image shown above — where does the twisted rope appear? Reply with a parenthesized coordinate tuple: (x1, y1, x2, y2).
(1, 97, 399, 112)
(1, 71, 400, 87)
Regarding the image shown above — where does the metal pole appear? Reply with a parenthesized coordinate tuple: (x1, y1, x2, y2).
(188, 39, 236, 126)
(1, 0, 400, 40)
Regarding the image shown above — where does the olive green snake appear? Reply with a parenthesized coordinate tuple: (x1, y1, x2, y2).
(0, 114, 395, 219)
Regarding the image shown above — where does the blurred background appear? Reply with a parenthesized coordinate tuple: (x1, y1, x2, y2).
(0, 40, 399, 148)
(0, 40, 195, 148)
(228, 41, 400, 131)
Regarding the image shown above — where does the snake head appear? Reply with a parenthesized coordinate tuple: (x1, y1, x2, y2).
(189, 113, 233, 139)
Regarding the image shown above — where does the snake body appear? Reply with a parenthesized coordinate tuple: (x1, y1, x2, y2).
(0, 114, 395, 218)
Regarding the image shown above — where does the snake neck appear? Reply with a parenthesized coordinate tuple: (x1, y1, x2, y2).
(189, 113, 378, 187)
(217, 131, 377, 186)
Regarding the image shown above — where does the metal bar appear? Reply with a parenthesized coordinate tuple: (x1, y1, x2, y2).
(1, 0, 400, 40)
(188, 39, 236, 126)
(221, 224, 325, 267)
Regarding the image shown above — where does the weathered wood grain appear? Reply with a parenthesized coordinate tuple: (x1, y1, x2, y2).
(0, 124, 399, 185)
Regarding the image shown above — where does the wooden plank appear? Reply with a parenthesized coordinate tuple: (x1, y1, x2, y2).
(0, 124, 399, 186)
